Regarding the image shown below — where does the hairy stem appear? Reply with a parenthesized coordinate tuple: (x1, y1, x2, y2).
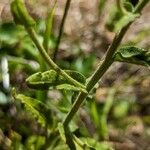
(63, 0, 149, 127)
(53, 0, 72, 60)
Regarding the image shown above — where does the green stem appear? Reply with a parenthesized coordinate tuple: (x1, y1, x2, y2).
(63, 24, 129, 126)
(63, 92, 87, 126)
(135, 0, 150, 13)
(53, 0, 72, 60)
(25, 27, 85, 90)
(63, 0, 149, 127)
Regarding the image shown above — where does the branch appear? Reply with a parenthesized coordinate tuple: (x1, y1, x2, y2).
(63, 0, 149, 127)
(26, 27, 86, 90)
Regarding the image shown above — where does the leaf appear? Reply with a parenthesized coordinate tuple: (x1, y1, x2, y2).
(56, 84, 87, 93)
(65, 70, 86, 84)
(26, 70, 86, 91)
(73, 136, 95, 150)
(123, 1, 134, 12)
(114, 46, 150, 67)
(117, 46, 147, 58)
(26, 70, 58, 89)
(14, 94, 52, 127)
(115, 13, 139, 32)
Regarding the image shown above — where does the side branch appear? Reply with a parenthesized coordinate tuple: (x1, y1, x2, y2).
(26, 27, 86, 90)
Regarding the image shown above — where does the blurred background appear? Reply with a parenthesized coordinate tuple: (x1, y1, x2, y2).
(0, 0, 150, 149)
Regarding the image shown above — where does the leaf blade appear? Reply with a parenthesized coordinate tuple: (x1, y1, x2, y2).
(114, 46, 150, 67)
(14, 94, 52, 127)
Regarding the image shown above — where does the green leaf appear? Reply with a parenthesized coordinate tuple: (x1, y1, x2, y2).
(65, 70, 86, 84)
(26, 70, 57, 89)
(26, 70, 86, 91)
(73, 135, 95, 150)
(14, 94, 52, 127)
(117, 46, 147, 58)
(56, 84, 87, 93)
(114, 46, 150, 67)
